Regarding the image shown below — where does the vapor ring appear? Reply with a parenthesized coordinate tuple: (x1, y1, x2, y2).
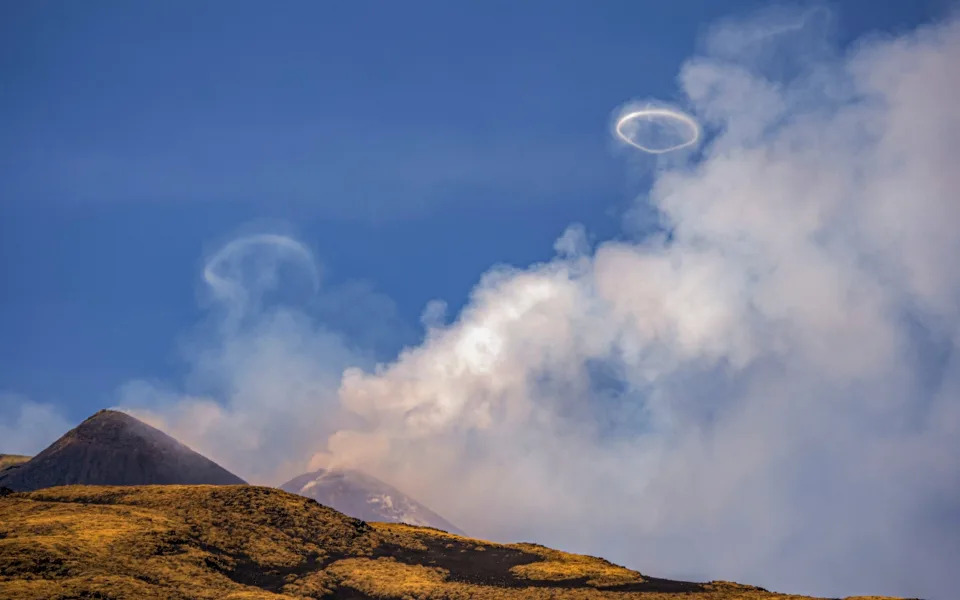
(615, 108, 700, 154)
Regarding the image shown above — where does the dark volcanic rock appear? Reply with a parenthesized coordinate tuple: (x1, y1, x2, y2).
(0, 409, 245, 491)
(280, 467, 463, 534)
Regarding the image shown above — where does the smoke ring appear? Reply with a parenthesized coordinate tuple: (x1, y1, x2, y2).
(615, 108, 701, 154)
(203, 233, 320, 308)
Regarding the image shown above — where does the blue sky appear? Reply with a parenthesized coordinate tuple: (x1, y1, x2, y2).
(4, 3, 960, 598)
(2, 0, 947, 422)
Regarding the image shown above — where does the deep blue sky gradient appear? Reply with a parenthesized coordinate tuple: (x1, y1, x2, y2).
(0, 0, 950, 421)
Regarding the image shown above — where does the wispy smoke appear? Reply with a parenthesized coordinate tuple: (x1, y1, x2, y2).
(118, 233, 375, 484)
(0, 393, 71, 455)
(319, 9, 960, 600)
(202, 233, 320, 321)
(5, 6, 956, 600)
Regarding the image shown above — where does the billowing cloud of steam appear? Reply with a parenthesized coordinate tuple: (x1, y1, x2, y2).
(4, 6, 956, 600)
(317, 9, 960, 600)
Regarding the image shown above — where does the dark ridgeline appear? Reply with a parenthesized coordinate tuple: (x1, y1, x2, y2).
(280, 467, 464, 534)
(0, 409, 245, 491)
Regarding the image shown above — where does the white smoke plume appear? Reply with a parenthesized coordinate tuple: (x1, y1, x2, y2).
(13, 6, 951, 599)
(117, 233, 373, 484)
(315, 9, 960, 600)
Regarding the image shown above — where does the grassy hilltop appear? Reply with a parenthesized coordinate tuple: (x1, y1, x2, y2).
(0, 485, 905, 600)
(0, 455, 30, 472)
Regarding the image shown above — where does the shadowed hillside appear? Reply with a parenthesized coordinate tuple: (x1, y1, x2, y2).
(0, 410, 244, 491)
(0, 485, 909, 600)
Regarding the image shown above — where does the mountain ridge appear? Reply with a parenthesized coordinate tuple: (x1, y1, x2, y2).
(0, 484, 912, 600)
(0, 409, 245, 491)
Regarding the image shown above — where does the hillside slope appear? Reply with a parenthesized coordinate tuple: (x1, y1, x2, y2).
(0, 410, 244, 491)
(0, 485, 907, 600)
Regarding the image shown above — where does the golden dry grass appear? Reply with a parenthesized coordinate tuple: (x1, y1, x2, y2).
(508, 544, 643, 587)
(0, 485, 910, 600)
(0, 454, 30, 471)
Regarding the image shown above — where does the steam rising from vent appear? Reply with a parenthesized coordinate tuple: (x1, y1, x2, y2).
(321, 11, 960, 600)
(64, 7, 958, 600)
(119, 233, 369, 486)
